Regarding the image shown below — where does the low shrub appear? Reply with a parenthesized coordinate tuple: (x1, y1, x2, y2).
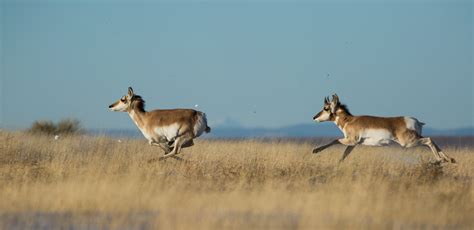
(28, 119, 83, 135)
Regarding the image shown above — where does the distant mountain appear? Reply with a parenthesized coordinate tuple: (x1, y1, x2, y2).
(423, 127, 474, 136)
(92, 124, 473, 138)
(208, 124, 474, 138)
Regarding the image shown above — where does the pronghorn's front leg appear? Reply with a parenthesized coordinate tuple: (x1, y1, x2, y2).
(312, 139, 340, 154)
(149, 140, 172, 154)
(339, 145, 356, 162)
(312, 138, 358, 154)
(160, 133, 194, 160)
(148, 140, 183, 162)
(312, 139, 339, 154)
(157, 143, 172, 154)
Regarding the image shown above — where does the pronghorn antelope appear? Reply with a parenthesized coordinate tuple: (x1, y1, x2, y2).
(109, 87, 211, 160)
(312, 94, 455, 163)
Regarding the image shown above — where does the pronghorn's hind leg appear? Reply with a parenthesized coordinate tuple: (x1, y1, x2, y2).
(159, 143, 172, 154)
(416, 137, 445, 163)
(172, 133, 194, 155)
(151, 141, 172, 154)
(181, 139, 194, 148)
(431, 140, 456, 163)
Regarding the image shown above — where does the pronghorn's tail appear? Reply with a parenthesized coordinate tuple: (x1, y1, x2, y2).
(194, 111, 211, 136)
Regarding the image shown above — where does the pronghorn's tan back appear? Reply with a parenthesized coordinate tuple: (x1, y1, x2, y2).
(348, 116, 405, 131)
(145, 109, 198, 127)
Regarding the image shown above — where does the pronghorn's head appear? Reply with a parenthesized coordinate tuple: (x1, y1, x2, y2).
(313, 94, 341, 122)
(109, 87, 135, 112)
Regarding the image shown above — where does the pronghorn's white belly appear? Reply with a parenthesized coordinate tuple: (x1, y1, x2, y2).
(359, 129, 394, 146)
(153, 123, 180, 141)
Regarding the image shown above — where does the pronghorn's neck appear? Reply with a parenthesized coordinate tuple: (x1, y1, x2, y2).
(334, 107, 353, 131)
(128, 108, 147, 129)
(127, 96, 148, 131)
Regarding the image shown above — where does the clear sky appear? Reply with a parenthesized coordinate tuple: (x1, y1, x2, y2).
(1, 0, 472, 130)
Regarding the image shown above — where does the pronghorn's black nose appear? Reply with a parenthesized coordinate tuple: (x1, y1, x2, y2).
(313, 112, 321, 120)
(108, 104, 113, 108)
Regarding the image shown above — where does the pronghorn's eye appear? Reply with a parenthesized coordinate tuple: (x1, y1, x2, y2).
(121, 98, 126, 102)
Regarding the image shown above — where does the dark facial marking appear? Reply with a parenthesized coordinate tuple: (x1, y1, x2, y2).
(109, 101, 118, 108)
(313, 111, 322, 120)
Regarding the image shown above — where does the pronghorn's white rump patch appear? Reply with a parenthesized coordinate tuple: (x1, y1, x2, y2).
(154, 123, 180, 141)
(360, 129, 394, 146)
(194, 112, 208, 137)
(404, 117, 423, 135)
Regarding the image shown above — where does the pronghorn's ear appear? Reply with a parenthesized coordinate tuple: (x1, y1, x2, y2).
(128, 87, 134, 97)
(332, 94, 339, 104)
(330, 94, 339, 113)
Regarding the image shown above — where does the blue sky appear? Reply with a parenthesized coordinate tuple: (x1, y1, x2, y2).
(1, 0, 472, 130)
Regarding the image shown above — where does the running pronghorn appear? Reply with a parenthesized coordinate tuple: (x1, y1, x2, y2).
(312, 94, 455, 163)
(109, 87, 211, 160)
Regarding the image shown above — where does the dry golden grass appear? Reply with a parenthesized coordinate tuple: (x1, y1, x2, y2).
(0, 131, 473, 229)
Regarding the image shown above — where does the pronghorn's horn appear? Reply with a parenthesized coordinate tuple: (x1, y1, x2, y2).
(324, 97, 329, 104)
(128, 87, 134, 96)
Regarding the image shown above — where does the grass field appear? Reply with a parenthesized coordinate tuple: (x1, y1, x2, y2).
(0, 131, 473, 229)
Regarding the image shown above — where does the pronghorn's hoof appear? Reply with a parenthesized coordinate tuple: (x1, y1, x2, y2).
(429, 160, 442, 166)
(147, 158, 160, 163)
(158, 156, 184, 161)
(172, 156, 184, 161)
(159, 153, 180, 161)
(440, 158, 456, 164)
(158, 156, 169, 161)
(312, 147, 322, 154)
